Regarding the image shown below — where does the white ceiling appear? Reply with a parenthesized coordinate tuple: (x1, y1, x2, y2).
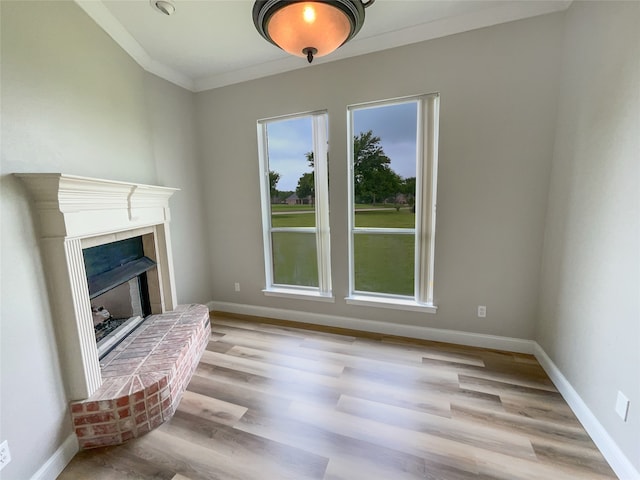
(75, 0, 570, 92)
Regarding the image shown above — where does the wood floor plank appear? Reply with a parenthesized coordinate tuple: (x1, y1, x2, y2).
(335, 395, 536, 460)
(235, 408, 433, 478)
(286, 400, 481, 474)
(164, 411, 329, 479)
(450, 402, 597, 448)
(195, 362, 342, 406)
(223, 344, 346, 377)
(421, 356, 557, 392)
(176, 390, 248, 427)
(59, 313, 618, 480)
(58, 446, 176, 479)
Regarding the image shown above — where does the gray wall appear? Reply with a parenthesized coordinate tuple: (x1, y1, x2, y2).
(197, 13, 562, 339)
(537, 1, 640, 471)
(0, 2, 210, 478)
(2, 0, 637, 477)
(144, 73, 212, 304)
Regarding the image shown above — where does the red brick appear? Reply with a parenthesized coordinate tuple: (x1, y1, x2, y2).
(75, 427, 91, 438)
(98, 400, 114, 411)
(92, 423, 118, 436)
(137, 423, 150, 435)
(147, 382, 159, 395)
(161, 397, 172, 410)
(85, 402, 99, 412)
(147, 393, 159, 407)
(119, 418, 134, 432)
(70, 403, 83, 414)
(148, 405, 160, 418)
(121, 430, 135, 442)
(73, 412, 115, 426)
(162, 405, 175, 420)
(132, 391, 145, 402)
(149, 414, 163, 429)
(133, 401, 146, 414)
(135, 412, 148, 425)
(80, 435, 122, 449)
(117, 407, 131, 419)
(116, 396, 130, 408)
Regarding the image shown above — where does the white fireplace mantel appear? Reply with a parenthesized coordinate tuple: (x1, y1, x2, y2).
(17, 173, 179, 400)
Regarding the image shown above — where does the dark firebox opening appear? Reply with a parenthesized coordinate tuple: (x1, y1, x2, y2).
(83, 237, 155, 359)
(92, 273, 152, 342)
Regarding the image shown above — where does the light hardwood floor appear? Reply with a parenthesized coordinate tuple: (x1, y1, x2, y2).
(59, 313, 617, 480)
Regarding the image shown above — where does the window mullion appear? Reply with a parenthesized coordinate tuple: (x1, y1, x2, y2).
(313, 113, 331, 294)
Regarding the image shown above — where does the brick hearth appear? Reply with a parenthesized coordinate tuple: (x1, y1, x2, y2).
(70, 304, 211, 449)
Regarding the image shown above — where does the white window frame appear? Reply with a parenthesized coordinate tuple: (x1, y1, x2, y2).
(257, 111, 333, 302)
(346, 94, 439, 313)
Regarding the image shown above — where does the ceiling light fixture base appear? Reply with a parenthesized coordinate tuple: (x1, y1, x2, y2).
(303, 47, 318, 63)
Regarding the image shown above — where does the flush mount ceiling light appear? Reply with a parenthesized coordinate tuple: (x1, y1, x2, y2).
(150, 0, 175, 16)
(253, 0, 374, 63)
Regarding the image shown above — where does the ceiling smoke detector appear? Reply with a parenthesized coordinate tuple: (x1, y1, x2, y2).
(150, 0, 175, 16)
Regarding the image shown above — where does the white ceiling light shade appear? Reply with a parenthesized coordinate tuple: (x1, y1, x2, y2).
(150, 0, 175, 16)
(253, 0, 375, 63)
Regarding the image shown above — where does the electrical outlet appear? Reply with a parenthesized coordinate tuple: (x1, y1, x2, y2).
(0, 440, 11, 471)
(477, 305, 486, 318)
(615, 391, 630, 421)
(234, 282, 240, 292)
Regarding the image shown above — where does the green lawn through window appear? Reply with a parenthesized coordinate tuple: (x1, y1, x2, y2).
(271, 207, 415, 295)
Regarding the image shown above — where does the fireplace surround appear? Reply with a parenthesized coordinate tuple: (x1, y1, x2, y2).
(17, 173, 180, 400)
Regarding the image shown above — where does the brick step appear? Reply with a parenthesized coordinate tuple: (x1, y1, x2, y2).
(70, 304, 211, 449)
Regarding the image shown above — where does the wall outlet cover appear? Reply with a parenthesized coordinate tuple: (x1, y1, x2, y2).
(0, 440, 11, 471)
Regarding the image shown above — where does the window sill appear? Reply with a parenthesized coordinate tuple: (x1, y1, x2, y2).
(263, 288, 335, 303)
(345, 295, 437, 313)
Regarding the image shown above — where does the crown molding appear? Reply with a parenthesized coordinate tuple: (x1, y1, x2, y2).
(74, 0, 195, 91)
(74, 0, 570, 93)
(194, 1, 571, 91)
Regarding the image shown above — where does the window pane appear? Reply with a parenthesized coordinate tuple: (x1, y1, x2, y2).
(272, 231, 318, 287)
(352, 102, 417, 228)
(267, 117, 315, 227)
(354, 234, 414, 296)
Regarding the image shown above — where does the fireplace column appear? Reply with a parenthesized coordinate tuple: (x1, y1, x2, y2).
(64, 238, 102, 395)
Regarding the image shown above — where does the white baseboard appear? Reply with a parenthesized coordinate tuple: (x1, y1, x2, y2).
(534, 344, 640, 480)
(30, 433, 78, 480)
(207, 301, 535, 354)
(209, 300, 639, 480)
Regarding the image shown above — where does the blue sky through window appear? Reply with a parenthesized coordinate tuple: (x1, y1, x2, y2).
(266, 117, 313, 192)
(353, 101, 417, 180)
(266, 103, 417, 192)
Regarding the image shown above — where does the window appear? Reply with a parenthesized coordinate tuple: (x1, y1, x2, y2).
(257, 112, 332, 301)
(347, 94, 439, 312)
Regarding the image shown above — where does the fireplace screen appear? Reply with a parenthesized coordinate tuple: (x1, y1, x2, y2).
(83, 237, 155, 358)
